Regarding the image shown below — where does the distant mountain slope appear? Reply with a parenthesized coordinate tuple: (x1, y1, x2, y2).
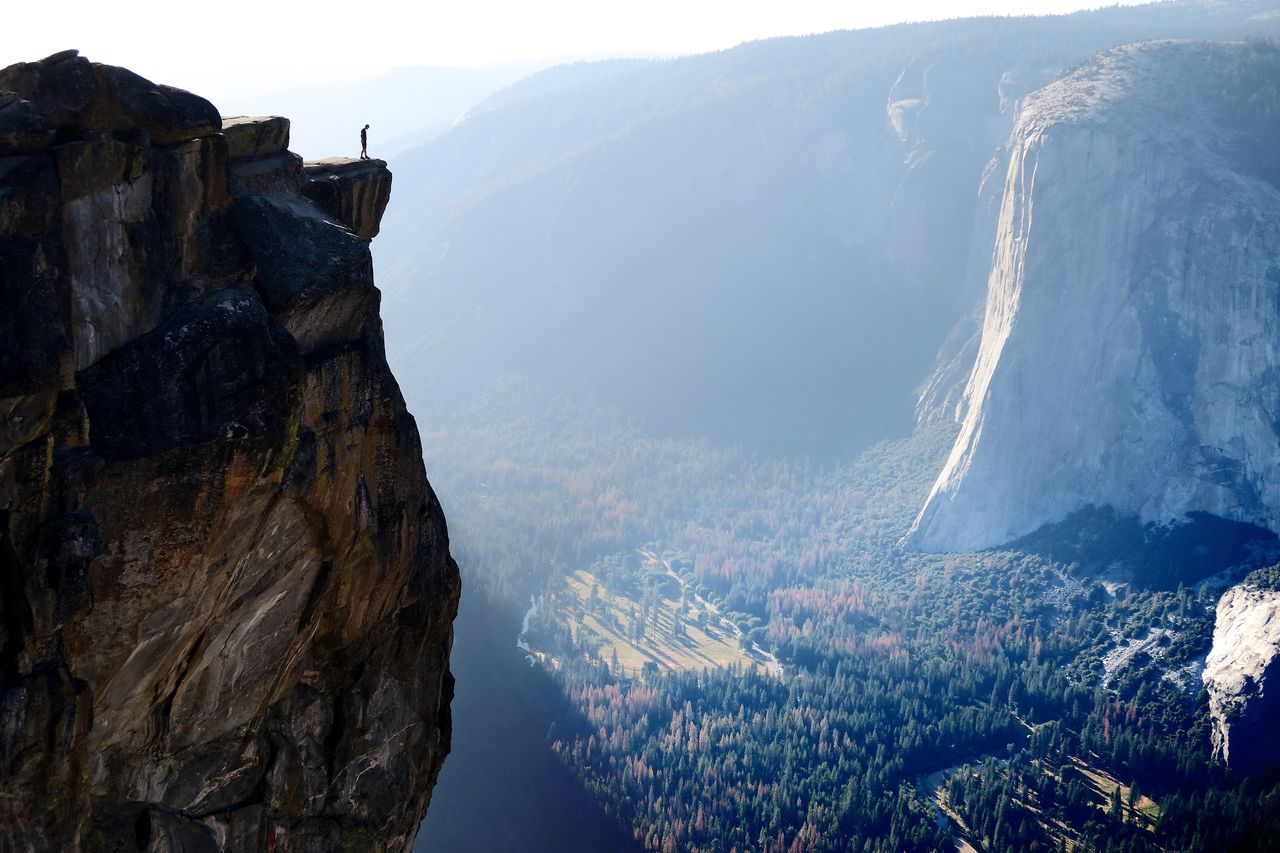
(908, 39, 1280, 552)
(377, 0, 1280, 459)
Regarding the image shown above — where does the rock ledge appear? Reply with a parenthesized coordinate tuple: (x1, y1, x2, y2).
(303, 157, 394, 240)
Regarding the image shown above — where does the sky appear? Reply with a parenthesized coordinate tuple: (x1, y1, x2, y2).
(9, 0, 1160, 95)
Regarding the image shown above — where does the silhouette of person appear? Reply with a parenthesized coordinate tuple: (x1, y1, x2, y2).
(360, 124, 370, 160)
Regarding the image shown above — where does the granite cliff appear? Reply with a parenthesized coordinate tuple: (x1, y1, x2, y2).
(904, 39, 1280, 776)
(1202, 574, 1280, 779)
(908, 40, 1280, 553)
(0, 51, 459, 850)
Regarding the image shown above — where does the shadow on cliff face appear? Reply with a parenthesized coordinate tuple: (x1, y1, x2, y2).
(415, 587, 641, 853)
(1009, 506, 1278, 590)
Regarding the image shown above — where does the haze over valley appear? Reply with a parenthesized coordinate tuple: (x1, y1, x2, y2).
(379, 3, 1280, 850)
(5, 2, 1280, 851)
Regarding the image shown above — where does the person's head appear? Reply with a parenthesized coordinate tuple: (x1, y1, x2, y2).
(363, 124, 370, 130)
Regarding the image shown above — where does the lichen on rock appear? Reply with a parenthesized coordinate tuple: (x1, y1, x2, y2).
(0, 50, 458, 851)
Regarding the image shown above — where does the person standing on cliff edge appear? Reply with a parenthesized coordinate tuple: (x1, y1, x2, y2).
(360, 124, 370, 159)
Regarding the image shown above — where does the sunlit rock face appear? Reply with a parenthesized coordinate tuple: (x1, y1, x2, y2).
(907, 41, 1280, 553)
(1204, 581, 1280, 778)
(0, 51, 458, 851)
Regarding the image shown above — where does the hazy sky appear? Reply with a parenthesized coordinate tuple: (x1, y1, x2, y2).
(10, 0, 1158, 94)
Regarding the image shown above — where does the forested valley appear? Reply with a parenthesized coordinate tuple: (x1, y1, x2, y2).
(391, 5, 1280, 851)
(412, 381, 1280, 852)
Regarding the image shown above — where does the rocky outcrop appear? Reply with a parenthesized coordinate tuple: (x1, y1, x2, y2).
(0, 49, 220, 151)
(1204, 580, 1280, 777)
(303, 158, 393, 241)
(225, 115, 305, 199)
(0, 50, 459, 851)
(907, 41, 1280, 552)
(221, 115, 290, 160)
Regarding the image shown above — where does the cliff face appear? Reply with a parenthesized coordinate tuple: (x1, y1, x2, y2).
(1203, 580, 1280, 778)
(907, 41, 1280, 553)
(0, 51, 459, 851)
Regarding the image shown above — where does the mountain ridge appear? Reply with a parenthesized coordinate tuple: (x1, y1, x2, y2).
(377, 3, 1280, 460)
